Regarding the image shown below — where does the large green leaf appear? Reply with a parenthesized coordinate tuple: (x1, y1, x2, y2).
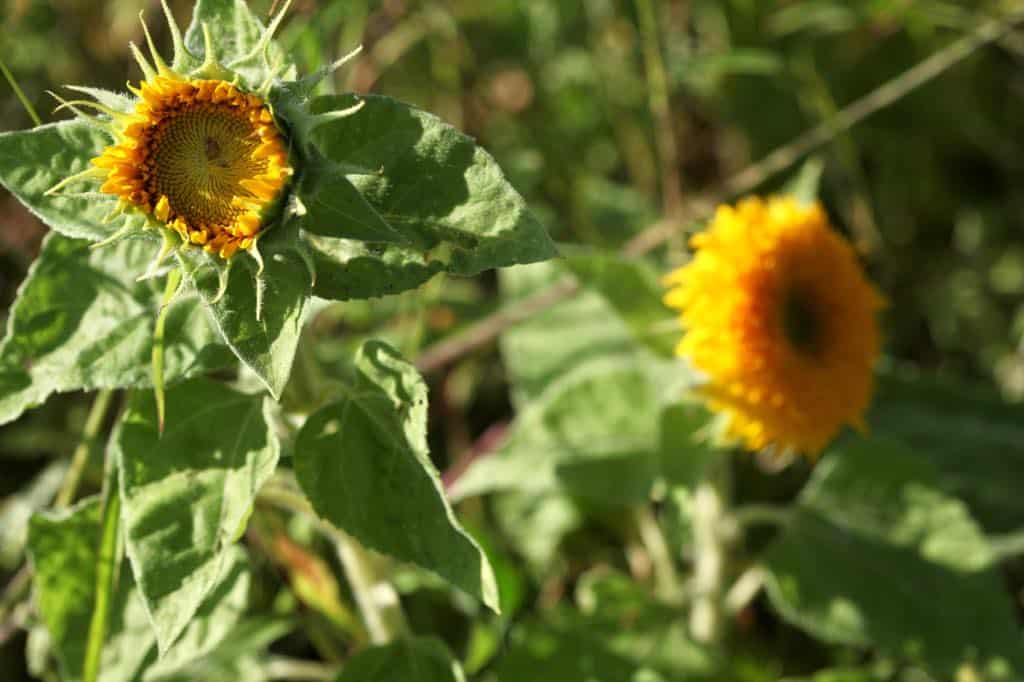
(333, 638, 466, 682)
(305, 233, 443, 301)
(451, 359, 667, 506)
(27, 499, 256, 682)
(297, 156, 408, 244)
(294, 340, 499, 612)
(0, 120, 145, 243)
(0, 233, 231, 426)
(764, 436, 1022, 678)
(295, 94, 556, 299)
(114, 379, 279, 653)
(871, 370, 1024, 533)
(179, 223, 312, 399)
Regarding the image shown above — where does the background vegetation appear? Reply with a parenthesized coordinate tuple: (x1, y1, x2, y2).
(2, 1, 1024, 680)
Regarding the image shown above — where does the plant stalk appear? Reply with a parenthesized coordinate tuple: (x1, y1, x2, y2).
(55, 389, 115, 509)
(689, 457, 730, 645)
(333, 531, 408, 645)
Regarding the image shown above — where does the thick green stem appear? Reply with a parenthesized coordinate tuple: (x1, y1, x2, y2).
(82, 490, 121, 682)
(333, 531, 408, 645)
(689, 458, 730, 645)
(55, 389, 115, 509)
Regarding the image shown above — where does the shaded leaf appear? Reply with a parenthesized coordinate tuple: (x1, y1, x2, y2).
(295, 340, 499, 612)
(297, 157, 408, 244)
(298, 94, 555, 300)
(871, 370, 1024, 533)
(764, 436, 1021, 678)
(305, 233, 442, 301)
(115, 378, 279, 653)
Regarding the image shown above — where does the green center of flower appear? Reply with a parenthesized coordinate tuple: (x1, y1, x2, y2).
(782, 287, 821, 356)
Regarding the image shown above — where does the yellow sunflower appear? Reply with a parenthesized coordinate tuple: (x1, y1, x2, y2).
(57, 12, 291, 260)
(663, 196, 883, 456)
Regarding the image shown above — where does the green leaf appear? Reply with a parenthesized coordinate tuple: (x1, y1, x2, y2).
(305, 233, 442, 301)
(499, 262, 650, 405)
(297, 157, 408, 244)
(180, 223, 312, 399)
(333, 637, 466, 682)
(298, 94, 556, 298)
(871, 370, 1024, 533)
(764, 436, 1022, 678)
(561, 248, 678, 357)
(294, 340, 499, 612)
(489, 570, 716, 682)
(451, 360, 666, 506)
(28, 500, 257, 682)
(0, 233, 231, 426)
(0, 120, 145, 242)
(183, 0, 296, 84)
(27, 497, 105, 681)
(114, 378, 279, 654)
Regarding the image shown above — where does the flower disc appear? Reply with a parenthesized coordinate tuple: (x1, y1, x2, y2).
(92, 75, 291, 258)
(663, 196, 883, 456)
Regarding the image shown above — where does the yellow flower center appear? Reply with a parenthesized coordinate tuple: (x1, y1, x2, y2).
(92, 76, 291, 259)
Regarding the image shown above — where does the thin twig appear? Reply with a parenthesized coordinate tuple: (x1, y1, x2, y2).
(635, 0, 685, 219)
(413, 9, 1024, 373)
(0, 57, 41, 126)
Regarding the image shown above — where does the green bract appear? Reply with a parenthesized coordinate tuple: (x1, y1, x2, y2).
(0, 0, 556, 407)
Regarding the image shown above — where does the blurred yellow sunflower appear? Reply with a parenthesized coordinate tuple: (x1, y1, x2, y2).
(88, 34, 291, 259)
(663, 196, 883, 456)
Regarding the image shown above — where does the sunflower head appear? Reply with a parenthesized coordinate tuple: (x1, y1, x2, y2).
(52, 3, 297, 261)
(663, 196, 883, 457)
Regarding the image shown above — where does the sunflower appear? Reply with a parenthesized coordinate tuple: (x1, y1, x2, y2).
(45, 2, 327, 262)
(663, 196, 883, 456)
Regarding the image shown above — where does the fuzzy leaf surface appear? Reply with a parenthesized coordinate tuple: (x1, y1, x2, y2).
(0, 233, 230, 426)
(114, 379, 279, 654)
(27, 499, 255, 681)
(298, 94, 556, 299)
(0, 120, 146, 242)
(180, 223, 311, 399)
(295, 340, 499, 612)
(297, 157, 408, 244)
